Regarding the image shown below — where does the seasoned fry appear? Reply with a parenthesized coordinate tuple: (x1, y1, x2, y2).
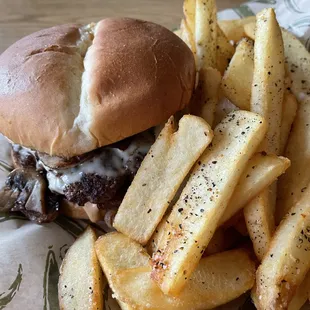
(221, 38, 254, 110)
(58, 227, 103, 310)
(282, 29, 310, 102)
(276, 97, 310, 223)
(251, 8, 285, 154)
(216, 25, 235, 74)
(254, 186, 310, 310)
(198, 67, 221, 126)
(113, 250, 255, 310)
(218, 16, 256, 42)
(180, 18, 196, 58)
(95, 233, 150, 310)
(114, 115, 212, 245)
(220, 153, 290, 226)
(279, 91, 298, 155)
(213, 97, 239, 127)
(151, 111, 267, 295)
(245, 8, 285, 260)
(195, 0, 217, 70)
(244, 194, 275, 261)
(245, 26, 310, 102)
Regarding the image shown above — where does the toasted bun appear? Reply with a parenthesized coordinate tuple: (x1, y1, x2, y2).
(0, 18, 195, 157)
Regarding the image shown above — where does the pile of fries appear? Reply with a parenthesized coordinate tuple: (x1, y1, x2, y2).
(58, 1, 310, 309)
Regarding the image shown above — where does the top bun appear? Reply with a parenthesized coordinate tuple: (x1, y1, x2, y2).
(0, 18, 195, 157)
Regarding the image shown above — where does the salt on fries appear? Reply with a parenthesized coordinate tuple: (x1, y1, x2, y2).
(254, 186, 310, 309)
(221, 38, 254, 110)
(243, 8, 285, 261)
(114, 115, 213, 245)
(59, 1, 310, 309)
(58, 227, 104, 310)
(277, 97, 310, 223)
(96, 232, 255, 310)
(219, 153, 290, 227)
(151, 111, 266, 295)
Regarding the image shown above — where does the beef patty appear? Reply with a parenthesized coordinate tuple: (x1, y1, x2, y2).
(0, 131, 154, 223)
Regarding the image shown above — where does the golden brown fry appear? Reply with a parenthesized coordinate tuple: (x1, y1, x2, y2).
(282, 29, 310, 102)
(114, 250, 255, 310)
(151, 111, 266, 295)
(279, 91, 298, 155)
(199, 67, 221, 126)
(244, 21, 255, 40)
(251, 8, 285, 154)
(244, 194, 275, 261)
(195, 0, 217, 70)
(277, 97, 310, 223)
(213, 97, 239, 127)
(254, 186, 310, 310)
(58, 227, 104, 310)
(287, 271, 310, 310)
(180, 18, 196, 58)
(220, 153, 290, 227)
(245, 26, 310, 102)
(114, 115, 212, 245)
(221, 38, 254, 110)
(218, 16, 256, 42)
(245, 8, 285, 260)
(216, 25, 235, 74)
(113, 115, 213, 244)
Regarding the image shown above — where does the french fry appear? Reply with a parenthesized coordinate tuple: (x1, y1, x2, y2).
(244, 194, 276, 261)
(279, 91, 298, 155)
(180, 18, 196, 58)
(245, 8, 285, 260)
(95, 232, 150, 274)
(244, 26, 310, 103)
(276, 97, 310, 223)
(96, 232, 255, 309)
(282, 29, 310, 102)
(219, 153, 290, 226)
(221, 38, 254, 110)
(218, 16, 256, 42)
(197, 67, 221, 127)
(287, 271, 310, 310)
(183, 0, 195, 37)
(213, 97, 239, 127)
(95, 233, 150, 310)
(113, 250, 255, 310)
(195, 0, 217, 71)
(244, 21, 255, 40)
(151, 111, 267, 295)
(149, 217, 239, 257)
(216, 25, 235, 75)
(58, 227, 104, 310)
(114, 115, 213, 245)
(203, 227, 226, 256)
(254, 186, 310, 310)
(250, 8, 285, 154)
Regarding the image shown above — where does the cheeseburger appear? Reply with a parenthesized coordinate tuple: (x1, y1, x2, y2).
(0, 18, 195, 224)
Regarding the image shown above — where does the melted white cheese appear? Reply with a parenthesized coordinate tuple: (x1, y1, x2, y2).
(46, 138, 151, 194)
